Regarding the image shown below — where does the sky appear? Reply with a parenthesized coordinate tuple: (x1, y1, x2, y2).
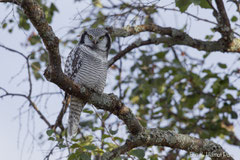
(0, 1, 240, 160)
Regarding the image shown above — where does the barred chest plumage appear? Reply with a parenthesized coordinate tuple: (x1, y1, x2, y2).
(74, 51, 108, 94)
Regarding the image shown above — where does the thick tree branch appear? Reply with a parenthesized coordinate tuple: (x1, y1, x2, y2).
(101, 129, 233, 160)
(106, 24, 240, 54)
(108, 36, 240, 68)
(20, 0, 62, 81)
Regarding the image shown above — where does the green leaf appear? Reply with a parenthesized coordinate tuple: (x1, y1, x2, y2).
(102, 112, 109, 120)
(92, 11, 105, 28)
(40, 52, 49, 63)
(113, 137, 124, 143)
(109, 49, 117, 54)
(175, 0, 192, 12)
(205, 35, 214, 40)
(46, 129, 54, 136)
(29, 52, 35, 59)
(29, 35, 41, 45)
(231, 16, 238, 22)
(226, 94, 234, 100)
(79, 152, 91, 160)
(155, 51, 167, 59)
(92, 127, 104, 131)
(102, 134, 111, 139)
(82, 17, 91, 23)
(2, 23, 7, 29)
(183, 94, 200, 109)
(84, 145, 97, 150)
(8, 28, 13, 33)
(48, 137, 55, 141)
(71, 143, 80, 149)
(131, 96, 139, 103)
(109, 128, 118, 135)
(218, 63, 227, 69)
(50, 3, 59, 13)
(82, 108, 94, 114)
(68, 154, 76, 160)
(231, 111, 238, 119)
(33, 72, 43, 80)
(129, 149, 145, 159)
(58, 143, 67, 149)
(31, 62, 41, 72)
(198, 0, 211, 8)
(92, 0, 103, 8)
(18, 15, 30, 30)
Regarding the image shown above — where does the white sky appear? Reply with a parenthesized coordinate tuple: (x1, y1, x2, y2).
(0, 0, 240, 160)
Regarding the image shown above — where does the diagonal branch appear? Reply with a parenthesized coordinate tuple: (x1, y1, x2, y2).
(0, 87, 51, 127)
(106, 24, 240, 55)
(0, 0, 20, 4)
(20, 0, 62, 78)
(215, 0, 233, 42)
(107, 35, 233, 67)
(101, 129, 233, 160)
(207, 0, 233, 44)
(0, 44, 27, 59)
(215, 0, 231, 31)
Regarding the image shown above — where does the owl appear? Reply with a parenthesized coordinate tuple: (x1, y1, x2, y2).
(64, 28, 112, 137)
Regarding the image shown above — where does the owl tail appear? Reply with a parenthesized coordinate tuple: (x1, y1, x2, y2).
(68, 96, 85, 137)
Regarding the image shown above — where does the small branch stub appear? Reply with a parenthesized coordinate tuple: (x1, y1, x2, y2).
(228, 38, 240, 52)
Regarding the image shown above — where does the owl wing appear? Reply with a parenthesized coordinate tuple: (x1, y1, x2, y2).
(64, 46, 83, 81)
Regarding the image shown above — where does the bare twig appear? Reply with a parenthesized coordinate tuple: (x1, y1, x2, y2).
(0, 87, 51, 127)
(44, 143, 59, 160)
(0, 0, 20, 4)
(52, 94, 70, 131)
(228, 0, 240, 13)
(0, 44, 27, 59)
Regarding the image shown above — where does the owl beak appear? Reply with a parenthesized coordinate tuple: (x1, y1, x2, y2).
(93, 39, 98, 44)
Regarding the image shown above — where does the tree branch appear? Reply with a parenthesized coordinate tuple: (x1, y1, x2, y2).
(0, 87, 51, 127)
(20, 0, 62, 80)
(108, 35, 239, 67)
(207, 0, 233, 44)
(0, 0, 20, 4)
(215, 0, 233, 41)
(52, 94, 70, 131)
(0, 44, 27, 59)
(106, 24, 240, 55)
(101, 129, 233, 160)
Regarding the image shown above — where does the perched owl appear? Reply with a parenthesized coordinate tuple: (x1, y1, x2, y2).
(64, 28, 111, 137)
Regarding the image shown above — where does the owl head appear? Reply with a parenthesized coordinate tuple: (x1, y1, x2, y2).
(79, 28, 111, 53)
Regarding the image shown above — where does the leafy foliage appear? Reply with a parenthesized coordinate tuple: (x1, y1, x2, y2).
(176, 0, 211, 12)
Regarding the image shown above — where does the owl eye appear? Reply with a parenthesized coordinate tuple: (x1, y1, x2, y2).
(88, 34, 94, 40)
(99, 36, 104, 41)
